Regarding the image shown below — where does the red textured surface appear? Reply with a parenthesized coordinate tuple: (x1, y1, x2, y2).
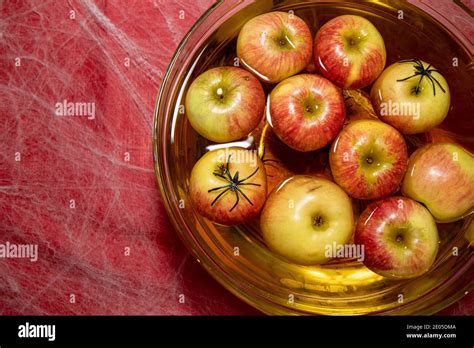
(0, 0, 472, 315)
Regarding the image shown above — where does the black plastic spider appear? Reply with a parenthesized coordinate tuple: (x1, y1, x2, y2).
(396, 59, 446, 96)
(208, 155, 261, 212)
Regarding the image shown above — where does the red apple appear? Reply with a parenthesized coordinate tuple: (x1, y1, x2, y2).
(329, 120, 408, 200)
(189, 147, 267, 225)
(185, 67, 265, 142)
(355, 196, 439, 279)
(370, 59, 450, 134)
(268, 74, 345, 152)
(314, 15, 386, 89)
(402, 143, 474, 222)
(237, 11, 312, 83)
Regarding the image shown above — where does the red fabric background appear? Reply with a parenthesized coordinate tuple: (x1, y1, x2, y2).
(0, 0, 471, 315)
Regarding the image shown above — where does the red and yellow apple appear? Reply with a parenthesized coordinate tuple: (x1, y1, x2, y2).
(189, 147, 267, 225)
(370, 59, 450, 134)
(261, 175, 354, 265)
(185, 67, 265, 142)
(330, 120, 408, 200)
(268, 74, 345, 152)
(314, 15, 386, 89)
(355, 196, 439, 279)
(237, 11, 312, 83)
(402, 143, 474, 222)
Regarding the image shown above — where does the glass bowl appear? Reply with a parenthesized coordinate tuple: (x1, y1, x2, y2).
(153, 0, 474, 315)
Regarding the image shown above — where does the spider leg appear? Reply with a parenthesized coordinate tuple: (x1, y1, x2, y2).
(426, 74, 437, 96)
(415, 73, 424, 94)
(396, 73, 420, 82)
(233, 171, 240, 183)
(429, 74, 446, 94)
(210, 187, 231, 206)
(212, 172, 232, 184)
(235, 186, 254, 206)
(208, 184, 231, 193)
(225, 155, 233, 180)
(237, 167, 259, 183)
(229, 189, 240, 212)
(238, 183, 261, 187)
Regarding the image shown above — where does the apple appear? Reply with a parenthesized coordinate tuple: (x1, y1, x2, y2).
(329, 120, 408, 200)
(268, 74, 345, 152)
(185, 66, 265, 142)
(370, 59, 450, 134)
(314, 15, 386, 89)
(402, 143, 474, 222)
(355, 196, 439, 279)
(237, 11, 312, 84)
(189, 147, 267, 225)
(260, 175, 354, 265)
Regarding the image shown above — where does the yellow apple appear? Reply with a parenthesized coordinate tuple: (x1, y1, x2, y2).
(260, 175, 354, 265)
(370, 59, 450, 134)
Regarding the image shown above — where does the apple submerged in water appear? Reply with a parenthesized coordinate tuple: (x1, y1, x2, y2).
(314, 15, 386, 90)
(371, 59, 450, 134)
(261, 175, 354, 265)
(237, 11, 313, 84)
(189, 147, 267, 226)
(329, 120, 408, 200)
(402, 143, 474, 222)
(355, 196, 439, 279)
(268, 74, 346, 152)
(185, 67, 265, 143)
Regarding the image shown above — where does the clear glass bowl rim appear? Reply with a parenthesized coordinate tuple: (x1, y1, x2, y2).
(153, 0, 474, 315)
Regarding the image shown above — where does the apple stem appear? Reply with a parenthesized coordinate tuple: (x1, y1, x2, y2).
(313, 215, 324, 227)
